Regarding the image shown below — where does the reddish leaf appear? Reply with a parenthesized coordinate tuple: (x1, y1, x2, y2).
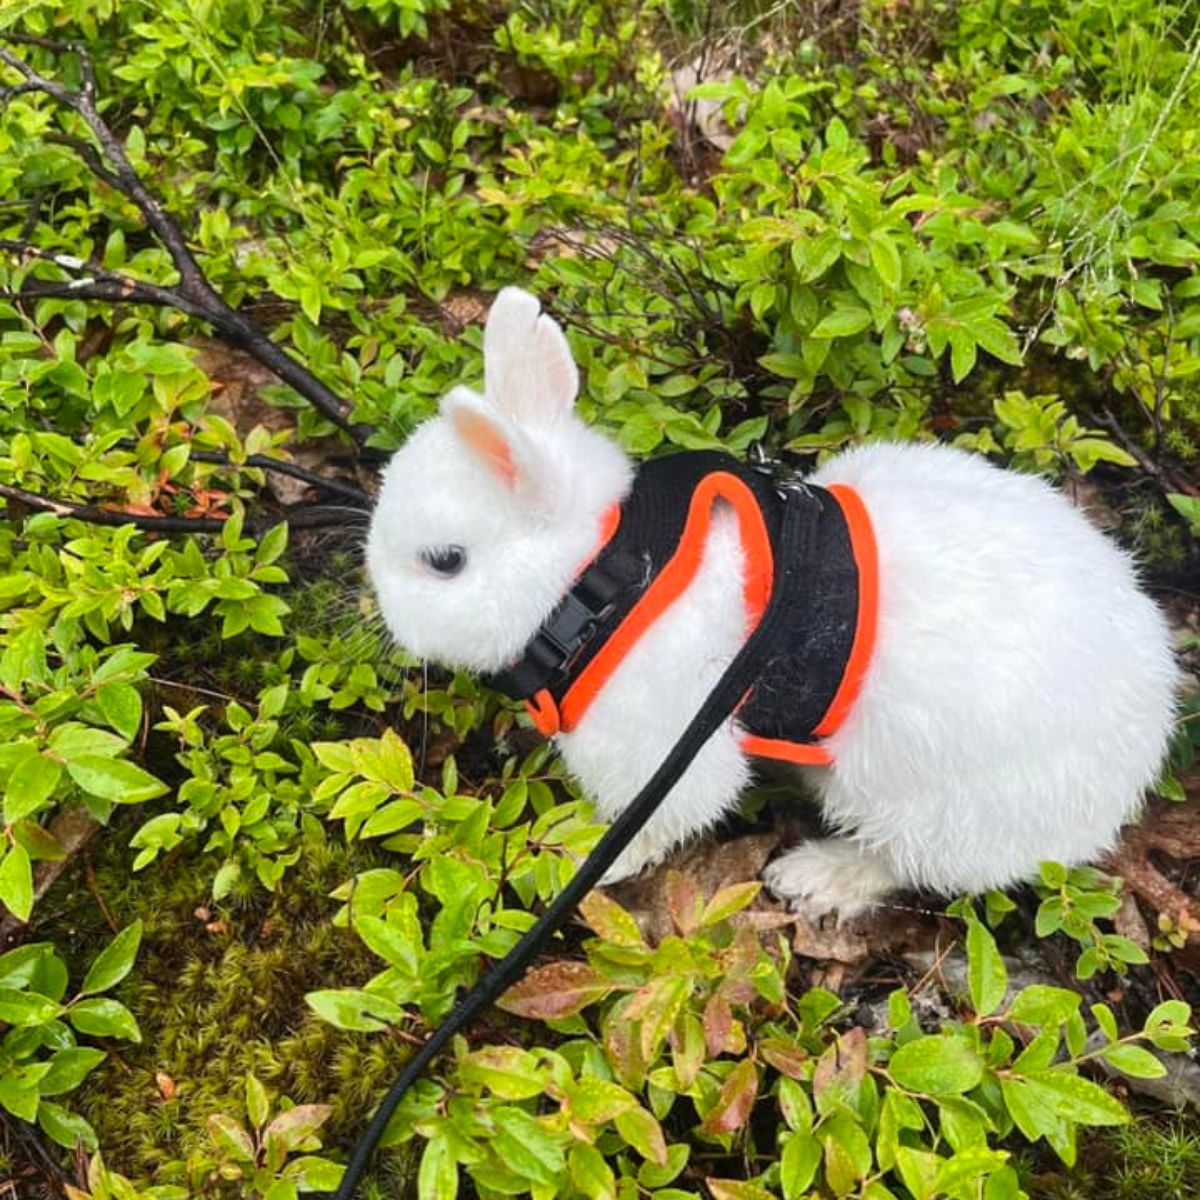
(603, 1003, 648, 1090)
(759, 1038, 811, 1081)
(812, 1026, 867, 1110)
(706, 1178, 777, 1200)
(700, 1059, 760, 1135)
(704, 992, 733, 1058)
(665, 871, 702, 936)
(264, 1104, 333, 1154)
(498, 961, 612, 1020)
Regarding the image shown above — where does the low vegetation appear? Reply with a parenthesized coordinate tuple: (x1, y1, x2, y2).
(0, 1, 1198, 1197)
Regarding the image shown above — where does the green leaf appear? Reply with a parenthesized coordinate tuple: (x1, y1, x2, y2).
(4, 750, 62, 824)
(492, 1105, 567, 1184)
(700, 881, 761, 926)
(68, 998, 142, 1042)
(966, 917, 1008, 1017)
(0, 1075, 39, 1122)
(878, 1088, 923, 1170)
(935, 1147, 1009, 1192)
(1167, 493, 1200, 534)
(283, 1156, 344, 1191)
(0, 985, 62, 1025)
(812, 306, 873, 338)
(38, 1100, 98, 1151)
(459, 1047, 547, 1100)
(820, 1111, 873, 1193)
(567, 1077, 638, 1124)
(256, 522, 289, 567)
(353, 916, 419, 974)
(246, 1074, 270, 1129)
(578, 890, 644, 946)
(1019, 1070, 1129, 1126)
(1009, 985, 1080, 1027)
(212, 859, 241, 900)
(638, 1142, 688, 1188)
(895, 1146, 941, 1200)
(869, 234, 902, 290)
(81, 921, 143, 995)
(614, 1104, 669, 1166)
(888, 1035, 984, 1094)
(418, 1133, 458, 1200)
(48, 724, 128, 759)
(1100, 1043, 1167, 1079)
(97, 682, 143, 741)
(780, 1131, 821, 1199)
(569, 1142, 616, 1200)
(39, 1047, 106, 1095)
(65, 756, 167, 803)
(305, 988, 405, 1032)
(0, 844, 33, 922)
(706, 1181, 777, 1200)
(948, 327, 978, 381)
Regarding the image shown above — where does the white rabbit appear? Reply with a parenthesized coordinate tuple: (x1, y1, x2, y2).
(367, 287, 1178, 919)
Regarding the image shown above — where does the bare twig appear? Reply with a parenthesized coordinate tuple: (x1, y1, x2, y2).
(0, 238, 210, 313)
(188, 448, 374, 506)
(1098, 405, 1197, 496)
(0, 38, 370, 443)
(0, 480, 368, 535)
(90, 436, 374, 506)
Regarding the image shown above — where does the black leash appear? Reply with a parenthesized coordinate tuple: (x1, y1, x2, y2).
(329, 482, 820, 1199)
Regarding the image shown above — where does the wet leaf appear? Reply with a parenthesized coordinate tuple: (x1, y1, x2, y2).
(700, 1059, 759, 1135)
(498, 961, 612, 1020)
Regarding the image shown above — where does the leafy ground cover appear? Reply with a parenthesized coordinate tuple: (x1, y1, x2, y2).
(1, 1, 1200, 1198)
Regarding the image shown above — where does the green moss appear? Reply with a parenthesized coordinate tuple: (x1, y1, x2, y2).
(50, 821, 415, 1195)
(1028, 1119, 1200, 1200)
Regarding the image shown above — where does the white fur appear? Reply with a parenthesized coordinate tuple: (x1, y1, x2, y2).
(368, 289, 1178, 919)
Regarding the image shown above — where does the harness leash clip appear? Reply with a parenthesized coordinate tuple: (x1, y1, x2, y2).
(747, 453, 810, 502)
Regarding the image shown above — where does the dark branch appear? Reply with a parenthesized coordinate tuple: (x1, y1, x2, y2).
(0, 481, 368, 536)
(0, 240, 210, 312)
(0, 39, 370, 444)
(63, 434, 374, 507)
(188, 449, 374, 507)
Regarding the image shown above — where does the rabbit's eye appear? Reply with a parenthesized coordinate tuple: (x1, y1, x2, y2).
(420, 545, 466, 577)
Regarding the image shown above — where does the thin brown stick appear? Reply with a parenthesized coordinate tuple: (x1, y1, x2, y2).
(0, 480, 368, 535)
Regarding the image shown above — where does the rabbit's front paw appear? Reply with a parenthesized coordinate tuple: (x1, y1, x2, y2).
(763, 838, 899, 923)
(599, 828, 673, 886)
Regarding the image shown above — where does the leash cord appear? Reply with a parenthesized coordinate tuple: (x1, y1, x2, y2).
(330, 487, 818, 1199)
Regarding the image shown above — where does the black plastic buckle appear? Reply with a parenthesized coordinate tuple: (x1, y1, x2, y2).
(532, 590, 611, 675)
(483, 563, 628, 699)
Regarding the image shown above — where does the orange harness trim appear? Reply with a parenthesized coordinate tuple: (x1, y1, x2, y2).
(524, 479, 878, 764)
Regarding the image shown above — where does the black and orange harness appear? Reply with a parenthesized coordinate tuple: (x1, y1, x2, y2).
(485, 451, 878, 766)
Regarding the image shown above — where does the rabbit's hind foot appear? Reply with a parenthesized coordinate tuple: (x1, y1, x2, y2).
(763, 838, 900, 923)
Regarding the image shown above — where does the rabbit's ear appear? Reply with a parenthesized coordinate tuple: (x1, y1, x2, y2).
(484, 287, 579, 426)
(442, 388, 550, 503)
